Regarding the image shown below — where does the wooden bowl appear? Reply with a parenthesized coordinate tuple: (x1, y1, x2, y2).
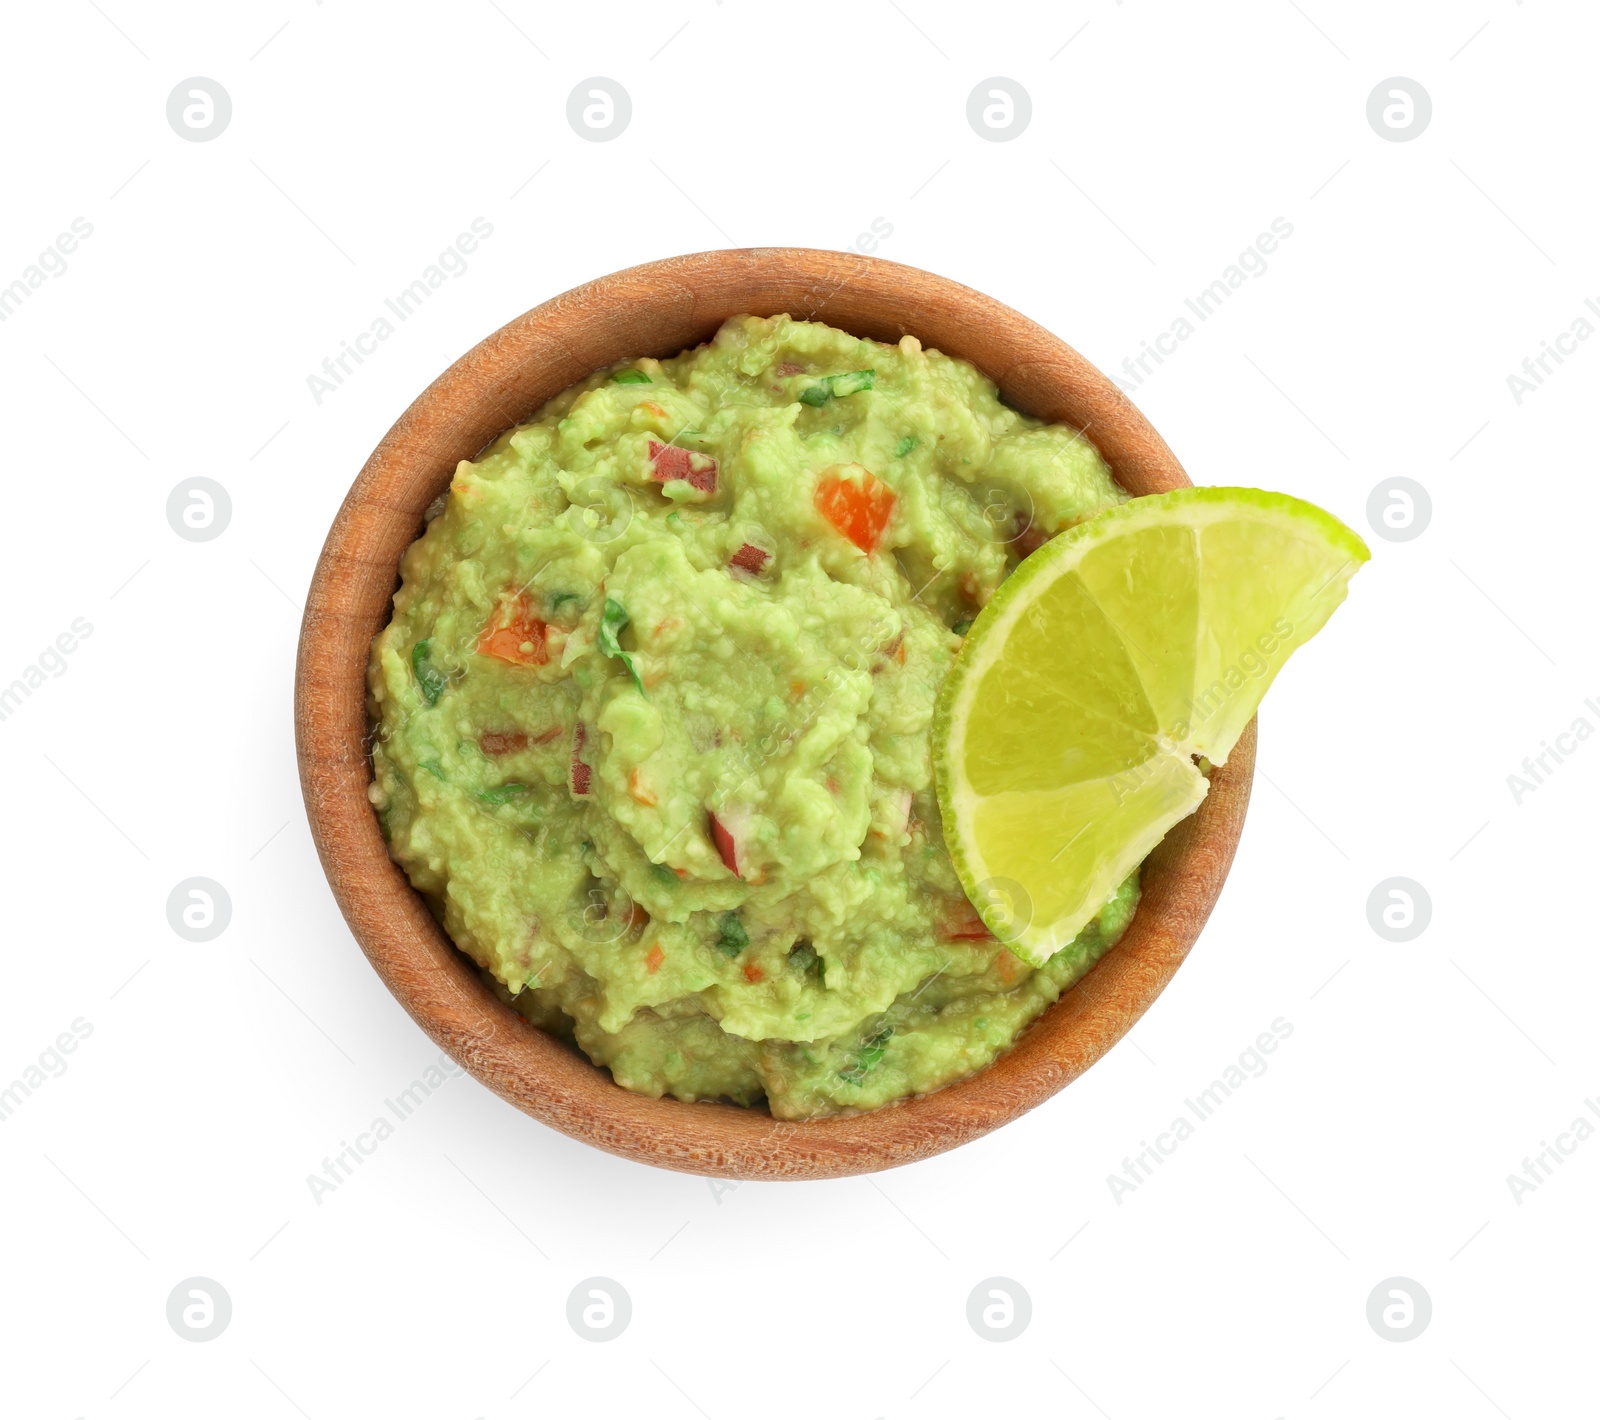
(295, 248, 1255, 1179)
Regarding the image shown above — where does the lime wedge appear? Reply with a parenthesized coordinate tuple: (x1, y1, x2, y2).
(935, 487, 1369, 967)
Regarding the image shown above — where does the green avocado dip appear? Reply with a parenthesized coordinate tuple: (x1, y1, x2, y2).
(367, 313, 1140, 1119)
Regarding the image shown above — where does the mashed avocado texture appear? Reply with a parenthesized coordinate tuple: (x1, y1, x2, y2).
(368, 314, 1138, 1119)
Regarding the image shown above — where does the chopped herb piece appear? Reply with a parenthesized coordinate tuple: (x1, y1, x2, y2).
(951, 617, 973, 636)
(612, 369, 652, 384)
(895, 434, 918, 457)
(716, 912, 749, 957)
(801, 370, 876, 405)
(548, 591, 582, 613)
(412, 640, 447, 705)
(789, 940, 820, 976)
(839, 1022, 894, 1084)
(598, 597, 645, 692)
(829, 369, 875, 397)
(475, 783, 530, 806)
(650, 862, 679, 886)
(596, 596, 625, 652)
(418, 758, 445, 781)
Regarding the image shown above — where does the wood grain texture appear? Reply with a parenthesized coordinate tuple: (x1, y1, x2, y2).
(294, 248, 1256, 1179)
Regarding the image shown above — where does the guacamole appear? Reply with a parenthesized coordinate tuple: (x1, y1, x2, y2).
(367, 314, 1138, 1119)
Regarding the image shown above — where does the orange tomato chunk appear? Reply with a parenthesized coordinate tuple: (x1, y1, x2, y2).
(477, 592, 548, 666)
(814, 466, 896, 553)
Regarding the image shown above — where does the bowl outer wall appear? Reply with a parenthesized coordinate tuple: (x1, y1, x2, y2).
(293, 247, 1256, 1180)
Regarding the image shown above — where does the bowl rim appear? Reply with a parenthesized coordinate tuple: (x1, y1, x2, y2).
(294, 247, 1254, 1180)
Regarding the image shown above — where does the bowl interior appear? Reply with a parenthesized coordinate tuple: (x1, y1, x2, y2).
(295, 248, 1254, 1179)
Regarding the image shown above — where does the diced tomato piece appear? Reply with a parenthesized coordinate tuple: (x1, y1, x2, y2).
(943, 904, 996, 941)
(710, 813, 739, 877)
(776, 361, 804, 376)
(530, 725, 563, 746)
(629, 767, 658, 806)
(479, 730, 528, 756)
(648, 439, 718, 493)
(477, 592, 548, 666)
(1015, 519, 1052, 560)
(571, 724, 591, 796)
(742, 962, 765, 983)
(814, 466, 896, 554)
(645, 943, 665, 974)
(730, 542, 770, 575)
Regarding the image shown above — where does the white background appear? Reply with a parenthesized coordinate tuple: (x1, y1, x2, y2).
(2, 2, 1595, 1416)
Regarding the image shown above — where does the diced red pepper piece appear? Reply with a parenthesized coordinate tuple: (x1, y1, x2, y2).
(571, 723, 591, 796)
(648, 439, 718, 493)
(479, 730, 528, 756)
(709, 812, 739, 877)
(645, 943, 665, 974)
(743, 962, 765, 983)
(729, 542, 770, 575)
(814, 466, 896, 554)
(477, 592, 548, 666)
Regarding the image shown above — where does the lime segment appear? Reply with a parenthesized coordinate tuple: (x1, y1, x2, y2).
(935, 487, 1369, 967)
